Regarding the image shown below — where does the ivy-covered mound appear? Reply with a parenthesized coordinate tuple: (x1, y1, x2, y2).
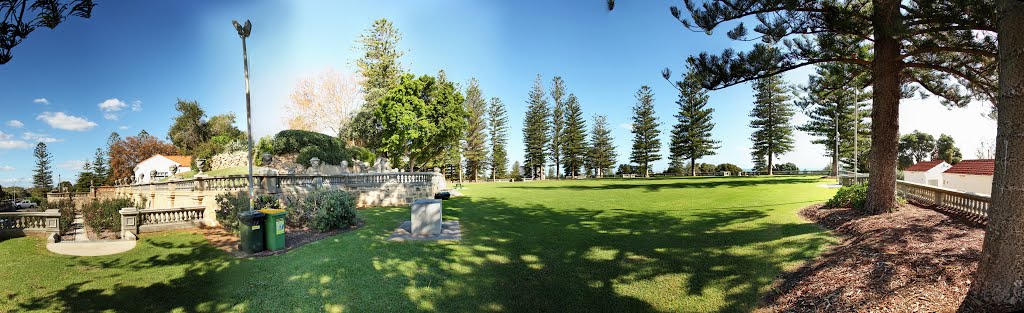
(255, 129, 376, 167)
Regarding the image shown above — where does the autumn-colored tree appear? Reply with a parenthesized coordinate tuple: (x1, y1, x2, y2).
(285, 68, 365, 136)
(109, 132, 180, 181)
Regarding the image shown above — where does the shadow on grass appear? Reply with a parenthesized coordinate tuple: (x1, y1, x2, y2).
(497, 176, 820, 192)
(13, 194, 832, 312)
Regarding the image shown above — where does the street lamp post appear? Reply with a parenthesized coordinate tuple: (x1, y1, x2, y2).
(233, 19, 255, 212)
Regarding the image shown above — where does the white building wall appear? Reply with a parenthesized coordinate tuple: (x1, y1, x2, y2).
(134, 156, 192, 183)
(904, 163, 950, 187)
(942, 174, 992, 195)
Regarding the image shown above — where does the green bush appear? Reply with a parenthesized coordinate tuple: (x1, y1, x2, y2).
(82, 198, 134, 236)
(41, 199, 76, 235)
(216, 192, 286, 233)
(825, 183, 869, 210)
(272, 130, 344, 154)
(298, 188, 358, 232)
(715, 163, 743, 174)
(348, 146, 376, 164)
(254, 136, 275, 166)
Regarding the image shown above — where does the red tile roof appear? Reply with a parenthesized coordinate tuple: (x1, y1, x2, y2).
(905, 160, 946, 172)
(165, 155, 193, 166)
(944, 159, 995, 176)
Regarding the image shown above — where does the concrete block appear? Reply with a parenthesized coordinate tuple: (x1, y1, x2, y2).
(411, 199, 442, 236)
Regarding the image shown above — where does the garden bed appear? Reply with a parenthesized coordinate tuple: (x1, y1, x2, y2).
(758, 203, 984, 312)
(197, 222, 364, 258)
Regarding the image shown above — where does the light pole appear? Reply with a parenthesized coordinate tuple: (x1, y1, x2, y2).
(233, 19, 255, 212)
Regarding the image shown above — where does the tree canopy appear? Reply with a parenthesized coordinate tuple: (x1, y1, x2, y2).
(668, 68, 719, 176)
(522, 75, 550, 178)
(629, 86, 661, 177)
(374, 73, 467, 171)
(462, 78, 488, 180)
(488, 97, 509, 179)
(350, 18, 405, 150)
(748, 74, 796, 175)
(0, 0, 95, 64)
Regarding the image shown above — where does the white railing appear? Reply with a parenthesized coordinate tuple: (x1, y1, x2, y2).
(0, 210, 61, 242)
(139, 206, 206, 226)
(896, 180, 989, 222)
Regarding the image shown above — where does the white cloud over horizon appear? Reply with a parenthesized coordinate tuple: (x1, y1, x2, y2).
(98, 98, 139, 120)
(57, 160, 87, 171)
(0, 165, 14, 171)
(6, 120, 23, 128)
(33, 98, 49, 105)
(22, 132, 61, 143)
(37, 112, 98, 131)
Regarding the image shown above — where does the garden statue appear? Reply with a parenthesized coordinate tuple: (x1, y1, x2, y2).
(169, 165, 179, 178)
(310, 157, 321, 175)
(433, 167, 440, 173)
(340, 160, 349, 174)
(261, 153, 273, 167)
(138, 173, 145, 183)
(149, 169, 158, 182)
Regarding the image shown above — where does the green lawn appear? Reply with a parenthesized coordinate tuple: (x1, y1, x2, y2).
(0, 176, 837, 312)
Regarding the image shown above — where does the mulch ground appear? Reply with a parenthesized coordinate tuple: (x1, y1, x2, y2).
(757, 203, 985, 312)
(197, 221, 364, 258)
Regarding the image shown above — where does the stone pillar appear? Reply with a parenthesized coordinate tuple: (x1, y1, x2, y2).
(119, 207, 140, 240)
(411, 199, 442, 236)
(168, 179, 176, 208)
(44, 209, 60, 243)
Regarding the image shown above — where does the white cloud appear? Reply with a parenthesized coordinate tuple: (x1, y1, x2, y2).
(98, 98, 128, 112)
(118, 125, 130, 130)
(0, 165, 14, 171)
(22, 132, 61, 143)
(103, 113, 119, 121)
(57, 160, 87, 171)
(36, 112, 98, 131)
(33, 98, 49, 105)
(6, 120, 23, 128)
(0, 131, 10, 140)
(0, 140, 32, 149)
(619, 123, 632, 130)
(131, 100, 143, 112)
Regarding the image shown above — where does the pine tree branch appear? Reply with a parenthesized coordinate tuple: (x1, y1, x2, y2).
(704, 57, 870, 90)
(901, 46, 998, 60)
(903, 62, 997, 95)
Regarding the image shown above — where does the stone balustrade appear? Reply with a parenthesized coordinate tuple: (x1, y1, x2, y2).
(0, 209, 61, 242)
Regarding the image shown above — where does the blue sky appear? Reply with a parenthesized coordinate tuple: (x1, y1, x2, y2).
(0, 0, 996, 187)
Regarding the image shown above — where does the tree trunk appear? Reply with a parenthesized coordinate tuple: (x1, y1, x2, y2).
(767, 154, 774, 176)
(961, 1, 1024, 310)
(690, 158, 696, 177)
(865, 0, 901, 213)
(831, 146, 840, 177)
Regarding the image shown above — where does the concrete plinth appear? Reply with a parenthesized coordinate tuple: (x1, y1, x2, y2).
(411, 199, 442, 236)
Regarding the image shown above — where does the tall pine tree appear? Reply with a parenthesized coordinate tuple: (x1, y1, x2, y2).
(522, 75, 550, 179)
(350, 18, 406, 151)
(669, 69, 720, 176)
(90, 147, 108, 185)
(748, 74, 796, 175)
(797, 62, 872, 175)
(462, 78, 488, 181)
(487, 97, 509, 179)
(561, 94, 587, 178)
(588, 114, 617, 177)
(629, 86, 661, 177)
(32, 142, 53, 191)
(549, 76, 566, 179)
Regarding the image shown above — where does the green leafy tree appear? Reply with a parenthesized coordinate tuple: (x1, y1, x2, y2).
(487, 97, 509, 179)
(350, 18, 405, 150)
(168, 99, 209, 155)
(616, 0, 998, 212)
(375, 74, 467, 171)
(522, 75, 550, 179)
(935, 134, 963, 165)
(629, 86, 661, 177)
(561, 94, 587, 178)
(748, 74, 795, 175)
(207, 113, 244, 140)
(668, 69, 719, 176)
(773, 162, 800, 172)
(796, 63, 872, 175)
(106, 132, 121, 179)
(898, 130, 936, 170)
(0, 0, 95, 64)
(549, 76, 566, 178)
(966, 1, 1024, 308)
(32, 142, 52, 191)
(715, 163, 743, 174)
(462, 78, 488, 181)
(588, 115, 617, 177)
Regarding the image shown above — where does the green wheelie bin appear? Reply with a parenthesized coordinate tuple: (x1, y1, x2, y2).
(259, 209, 286, 251)
(238, 210, 266, 253)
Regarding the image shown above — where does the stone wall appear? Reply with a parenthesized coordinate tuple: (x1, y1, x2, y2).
(210, 151, 249, 170)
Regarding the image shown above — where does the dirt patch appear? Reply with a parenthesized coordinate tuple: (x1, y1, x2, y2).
(85, 227, 120, 241)
(197, 222, 364, 258)
(757, 204, 984, 313)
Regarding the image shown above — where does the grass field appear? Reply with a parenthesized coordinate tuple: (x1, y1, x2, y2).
(0, 176, 837, 312)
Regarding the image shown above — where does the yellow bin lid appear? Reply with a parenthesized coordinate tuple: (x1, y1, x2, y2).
(258, 209, 286, 215)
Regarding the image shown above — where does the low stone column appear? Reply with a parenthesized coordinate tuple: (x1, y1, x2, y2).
(119, 207, 140, 240)
(43, 209, 60, 243)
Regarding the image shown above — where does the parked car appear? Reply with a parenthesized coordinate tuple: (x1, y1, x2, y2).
(13, 200, 37, 209)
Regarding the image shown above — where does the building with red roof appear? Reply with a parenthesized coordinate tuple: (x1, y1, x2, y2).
(942, 159, 994, 195)
(904, 160, 951, 187)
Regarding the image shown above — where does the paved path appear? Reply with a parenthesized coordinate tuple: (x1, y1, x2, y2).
(46, 213, 137, 256)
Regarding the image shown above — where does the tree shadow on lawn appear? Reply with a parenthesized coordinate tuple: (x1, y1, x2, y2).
(14, 235, 244, 312)
(498, 176, 820, 192)
(349, 196, 834, 312)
